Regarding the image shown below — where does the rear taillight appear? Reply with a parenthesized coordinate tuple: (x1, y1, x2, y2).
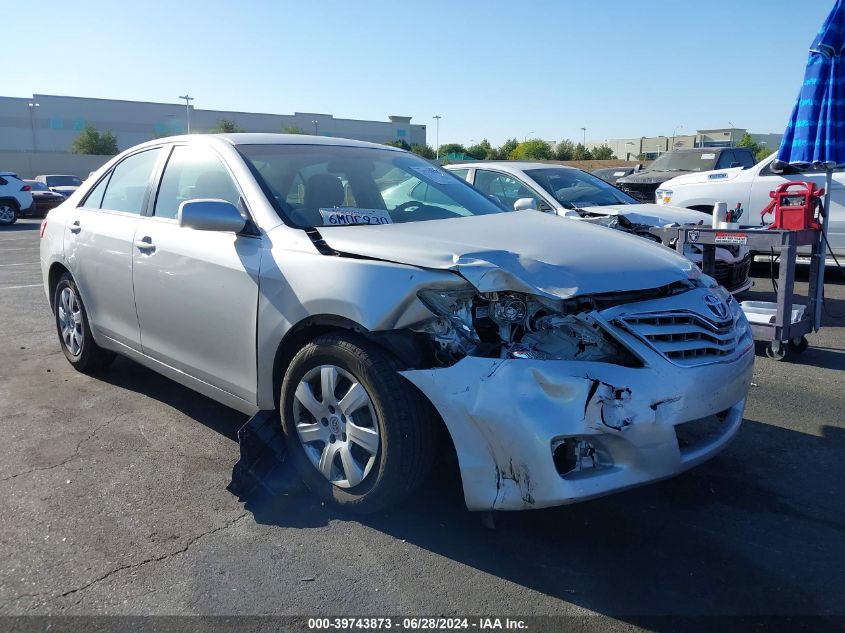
(21, 185, 31, 191)
(39, 218, 47, 238)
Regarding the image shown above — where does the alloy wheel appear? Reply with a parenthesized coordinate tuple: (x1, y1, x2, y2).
(58, 287, 83, 357)
(0, 205, 15, 223)
(292, 364, 380, 488)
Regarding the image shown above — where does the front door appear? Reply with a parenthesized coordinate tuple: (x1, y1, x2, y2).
(131, 144, 262, 401)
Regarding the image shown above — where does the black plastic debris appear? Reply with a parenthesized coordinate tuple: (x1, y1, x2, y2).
(227, 410, 301, 500)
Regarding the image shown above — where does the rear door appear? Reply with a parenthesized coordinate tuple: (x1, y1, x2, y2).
(131, 144, 262, 401)
(64, 147, 163, 348)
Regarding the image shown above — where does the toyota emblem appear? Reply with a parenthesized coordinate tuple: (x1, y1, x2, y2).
(704, 294, 729, 320)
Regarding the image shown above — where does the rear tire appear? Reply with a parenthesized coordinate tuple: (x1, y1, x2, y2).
(280, 332, 435, 513)
(54, 274, 116, 372)
(0, 201, 18, 226)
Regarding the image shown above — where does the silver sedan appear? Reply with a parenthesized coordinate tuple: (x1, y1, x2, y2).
(40, 134, 753, 512)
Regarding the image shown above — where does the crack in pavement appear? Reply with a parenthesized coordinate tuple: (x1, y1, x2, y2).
(58, 512, 250, 602)
(0, 410, 127, 483)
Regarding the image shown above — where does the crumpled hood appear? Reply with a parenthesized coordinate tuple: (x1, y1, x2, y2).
(661, 166, 745, 188)
(579, 203, 706, 226)
(616, 172, 677, 185)
(318, 211, 697, 300)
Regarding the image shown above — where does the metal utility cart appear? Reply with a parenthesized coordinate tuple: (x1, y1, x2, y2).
(650, 225, 824, 361)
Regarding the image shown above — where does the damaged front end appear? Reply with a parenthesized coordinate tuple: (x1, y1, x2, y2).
(401, 279, 754, 511)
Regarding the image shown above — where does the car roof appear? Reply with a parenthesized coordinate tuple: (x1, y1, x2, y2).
(117, 132, 407, 158)
(445, 161, 577, 172)
(0, 172, 20, 177)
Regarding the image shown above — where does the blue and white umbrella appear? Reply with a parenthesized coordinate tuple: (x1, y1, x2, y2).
(777, 0, 845, 329)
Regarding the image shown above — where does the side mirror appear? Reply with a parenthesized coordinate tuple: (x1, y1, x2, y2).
(730, 162, 741, 168)
(513, 197, 538, 212)
(178, 199, 246, 232)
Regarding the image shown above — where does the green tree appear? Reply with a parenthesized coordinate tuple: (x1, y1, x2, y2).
(497, 138, 519, 160)
(438, 143, 468, 158)
(211, 119, 244, 133)
(466, 139, 494, 160)
(282, 124, 305, 134)
(510, 139, 553, 160)
(554, 139, 575, 160)
(384, 139, 411, 150)
(71, 125, 119, 155)
(591, 144, 615, 160)
(572, 143, 593, 160)
(756, 147, 775, 161)
(410, 144, 436, 159)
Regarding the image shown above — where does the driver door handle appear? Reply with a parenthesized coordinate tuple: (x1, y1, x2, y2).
(69, 220, 81, 234)
(134, 236, 156, 252)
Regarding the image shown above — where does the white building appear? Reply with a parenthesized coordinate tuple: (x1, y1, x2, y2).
(588, 128, 783, 160)
(0, 94, 427, 153)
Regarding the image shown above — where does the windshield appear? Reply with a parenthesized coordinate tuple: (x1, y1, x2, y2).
(45, 175, 82, 187)
(647, 151, 717, 173)
(525, 168, 638, 207)
(24, 181, 50, 191)
(238, 144, 503, 227)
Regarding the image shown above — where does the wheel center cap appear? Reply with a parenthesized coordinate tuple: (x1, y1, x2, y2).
(328, 415, 342, 435)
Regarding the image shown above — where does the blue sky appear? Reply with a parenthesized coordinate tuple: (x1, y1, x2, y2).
(6, 0, 836, 147)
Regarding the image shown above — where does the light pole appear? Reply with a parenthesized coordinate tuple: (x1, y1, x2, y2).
(524, 130, 534, 142)
(727, 120, 736, 147)
(671, 124, 683, 148)
(433, 115, 441, 160)
(580, 127, 586, 146)
(178, 95, 194, 133)
(27, 102, 39, 152)
(311, 120, 319, 135)
(625, 141, 635, 161)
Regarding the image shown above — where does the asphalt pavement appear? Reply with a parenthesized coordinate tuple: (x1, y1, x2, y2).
(1, 218, 844, 630)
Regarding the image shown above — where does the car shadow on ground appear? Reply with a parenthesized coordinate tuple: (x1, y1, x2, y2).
(93, 354, 844, 625)
(247, 418, 844, 624)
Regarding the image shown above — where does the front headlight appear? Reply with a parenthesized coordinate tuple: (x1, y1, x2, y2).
(655, 188, 672, 205)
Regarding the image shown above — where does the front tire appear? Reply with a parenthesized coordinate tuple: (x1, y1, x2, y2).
(280, 333, 435, 513)
(0, 201, 18, 226)
(54, 274, 116, 372)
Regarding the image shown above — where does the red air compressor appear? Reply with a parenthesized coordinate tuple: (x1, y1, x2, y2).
(760, 181, 823, 230)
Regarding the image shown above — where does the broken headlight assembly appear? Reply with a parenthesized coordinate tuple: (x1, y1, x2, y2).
(415, 288, 640, 366)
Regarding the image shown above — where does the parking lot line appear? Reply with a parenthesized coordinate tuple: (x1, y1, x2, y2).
(0, 262, 39, 267)
(0, 284, 41, 291)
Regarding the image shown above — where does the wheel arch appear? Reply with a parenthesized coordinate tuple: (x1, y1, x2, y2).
(0, 197, 20, 209)
(266, 316, 458, 472)
(47, 261, 72, 309)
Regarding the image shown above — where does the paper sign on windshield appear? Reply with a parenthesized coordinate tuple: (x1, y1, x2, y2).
(320, 208, 393, 226)
(409, 165, 456, 184)
(701, 153, 716, 159)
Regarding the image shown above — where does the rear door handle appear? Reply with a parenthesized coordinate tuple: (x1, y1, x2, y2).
(134, 236, 156, 252)
(69, 220, 81, 234)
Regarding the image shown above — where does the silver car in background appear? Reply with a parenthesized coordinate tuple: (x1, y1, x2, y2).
(443, 162, 753, 295)
(40, 134, 754, 512)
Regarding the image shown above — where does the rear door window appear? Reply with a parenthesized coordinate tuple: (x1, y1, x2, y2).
(100, 149, 162, 214)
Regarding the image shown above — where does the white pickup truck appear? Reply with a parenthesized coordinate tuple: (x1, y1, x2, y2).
(655, 153, 845, 256)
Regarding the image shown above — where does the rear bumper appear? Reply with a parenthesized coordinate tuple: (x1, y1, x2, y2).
(402, 342, 753, 511)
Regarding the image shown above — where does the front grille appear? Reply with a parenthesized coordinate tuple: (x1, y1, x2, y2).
(712, 254, 751, 292)
(618, 182, 659, 203)
(618, 310, 740, 365)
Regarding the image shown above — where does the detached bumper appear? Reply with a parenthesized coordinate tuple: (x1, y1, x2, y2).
(401, 346, 753, 511)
